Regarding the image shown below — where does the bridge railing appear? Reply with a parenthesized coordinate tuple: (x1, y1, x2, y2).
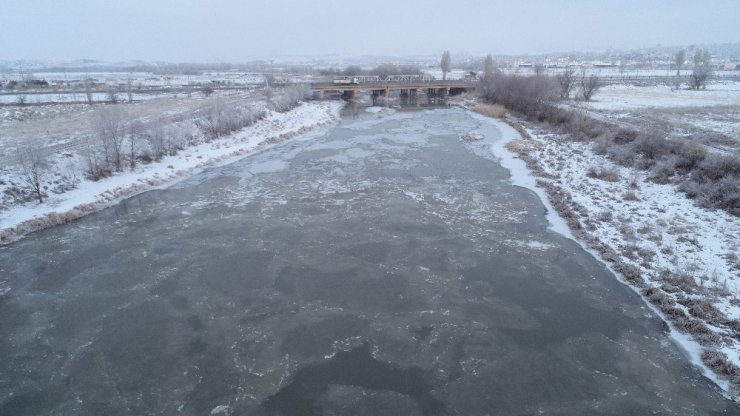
(327, 74, 449, 84)
(383, 75, 437, 83)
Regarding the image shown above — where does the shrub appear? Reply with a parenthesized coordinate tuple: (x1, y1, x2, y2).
(701, 349, 738, 377)
(696, 154, 740, 182)
(674, 317, 720, 344)
(614, 262, 643, 286)
(642, 286, 675, 308)
(592, 133, 614, 155)
(649, 158, 676, 184)
(633, 129, 675, 160)
(563, 111, 592, 140)
(596, 210, 613, 222)
(613, 128, 638, 145)
(660, 270, 697, 293)
(687, 298, 726, 325)
(586, 165, 620, 182)
(698, 175, 740, 214)
(623, 190, 638, 201)
(477, 72, 559, 119)
(473, 103, 507, 118)
(195, 100, 267, 140)
(607, 145, 636, 167)
(674, 141, 706, 171)
(679, 174, 740, 215)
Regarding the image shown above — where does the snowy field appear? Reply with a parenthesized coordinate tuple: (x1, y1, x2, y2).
(0, 90, 262, 164)
(0, 100, 343, 244)
(578, 82, 740, 111)
(0, 71, 268, 88)
(0, 91, 209, 105)
(474, 80, 740, 395)
(573, 81, 740, 153)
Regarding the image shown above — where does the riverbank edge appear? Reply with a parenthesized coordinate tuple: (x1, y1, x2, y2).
(467, 108, 738, 401)
(0, 101, 344, 248)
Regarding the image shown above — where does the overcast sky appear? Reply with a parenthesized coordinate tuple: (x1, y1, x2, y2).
(1, 0, 738, 62)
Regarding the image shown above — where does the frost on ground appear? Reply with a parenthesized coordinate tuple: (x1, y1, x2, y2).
(0, 100, 343, 245)
(478, 111, 740, 397)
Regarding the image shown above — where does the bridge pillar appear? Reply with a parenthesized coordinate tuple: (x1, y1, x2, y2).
(313, 90, 324, 100)
(410, 89, 418, 107)
(400, 89, 409, 106)
(427, 88, 437, 105)
(342, 90, 356, 101)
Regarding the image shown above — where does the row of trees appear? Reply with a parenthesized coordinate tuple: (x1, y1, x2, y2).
(556, 69, 602, 101)
(320, 64, 423, 79)
(321, 50, 453, 80)
(477, 47, 716, 106)
(675, 48, 714, 89)
(12, 85, 310, 204)
(478, 54, 602, 107)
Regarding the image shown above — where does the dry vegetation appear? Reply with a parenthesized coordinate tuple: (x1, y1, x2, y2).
(477, 73, 740, 391)
(477, 72, 739, 216)
(473, 103, 507, 119)
(1, 85, 311, 206)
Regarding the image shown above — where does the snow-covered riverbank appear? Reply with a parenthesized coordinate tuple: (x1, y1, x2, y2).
(0, 101, 344, 246)
(473, 111, 740, 399)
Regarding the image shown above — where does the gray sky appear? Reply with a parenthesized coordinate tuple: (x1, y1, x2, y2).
(2, 0, 738, 62)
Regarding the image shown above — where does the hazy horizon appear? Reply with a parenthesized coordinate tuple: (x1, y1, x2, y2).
(2, 0, 739, 62)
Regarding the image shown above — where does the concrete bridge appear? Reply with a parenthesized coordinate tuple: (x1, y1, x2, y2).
(311, 75, 477, 103)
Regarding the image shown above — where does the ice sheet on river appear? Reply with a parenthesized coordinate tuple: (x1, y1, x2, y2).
(0, 107, 734, 415)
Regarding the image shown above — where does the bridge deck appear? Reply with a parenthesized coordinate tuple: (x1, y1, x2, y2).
(311, 80, 476, 92)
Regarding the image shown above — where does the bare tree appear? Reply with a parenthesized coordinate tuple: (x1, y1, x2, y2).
(126, 78, 134, 103)
(483, 54, 494, 77)
(691, 49, 712, 90)
(195, 99, 226, 141)
(557, 68, 577, 99)
(370, 63, 399, 79)
(440, 51, 451, 80)
(580, 74, 602, 101)
(94, 107, 127, 171)
(81, 137, 106, 180)
(84, 78, 94, 105)
(146, 121, 168, 160)
(675, 49, 686, 76)
(533, 63, 546, 75)
(195, 97, 269, 140)
(128, 120, 143, 170)
(343, 65, 364, 76)
(106, 88, 119, 104)
(18, 146, 49, 203)
(202, 85, 214, 97)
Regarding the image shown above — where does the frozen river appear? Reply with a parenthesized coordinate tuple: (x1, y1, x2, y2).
(0, 107, 736, 415)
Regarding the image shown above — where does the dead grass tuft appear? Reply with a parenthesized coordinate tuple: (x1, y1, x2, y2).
(474, 103, 508, 119)
(586, 165, 620, 182)
(622, 190, 639, 201)
(702, 349, 739, 377)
